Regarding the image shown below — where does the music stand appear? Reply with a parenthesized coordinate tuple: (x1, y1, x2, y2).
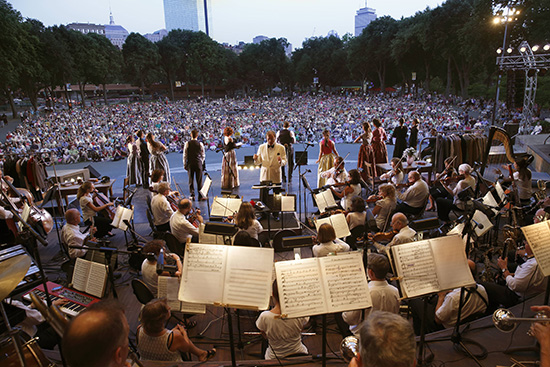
(204, 222, 239, 245)
(282, 235, 313, 259)
(41, 184, 63, 251)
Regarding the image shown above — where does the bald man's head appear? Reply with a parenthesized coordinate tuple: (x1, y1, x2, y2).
(65, 208, 81, 225)
(391, 213, 408, 231)
(63, 301, 129, 367)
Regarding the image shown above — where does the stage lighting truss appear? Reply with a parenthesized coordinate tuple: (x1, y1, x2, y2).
(496, 41, 550, 133)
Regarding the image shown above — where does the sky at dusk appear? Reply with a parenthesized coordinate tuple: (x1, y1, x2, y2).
(9, 0, 443, 49)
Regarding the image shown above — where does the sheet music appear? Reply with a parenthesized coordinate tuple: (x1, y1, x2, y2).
(315, 213, 351, 239)
(314, 190, 336, 213)
(319, 252, 371, 312)
(275, 258, 327, 318)
(281, 195, 295, 212)
(392, 241, 440, 298)
(159, 276, 206, 314)
(179, 244, 228, 304)
(72, 258, 90, 292)
(522, 221, 550, 277)
(495, 181, 505, 202)
(482, 191, 500, 215)
(431, 235, 475, 291)
(86, 262, 108, 298)
(111, 206, 134, 231)
(200, 176, 212, 199)
(198, 223, 225, 244)
(222, 246, 274, 310)
(472, 210, 493, 237)
(210, 197, 242, 217)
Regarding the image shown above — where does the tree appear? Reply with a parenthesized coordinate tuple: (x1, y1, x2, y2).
(86, 33, 123, 105)
(123, 33, 161, 97)
(157, 29, 193, 100)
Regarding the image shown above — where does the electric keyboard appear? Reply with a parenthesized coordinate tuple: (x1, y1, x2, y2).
(23, 281, 100, 317)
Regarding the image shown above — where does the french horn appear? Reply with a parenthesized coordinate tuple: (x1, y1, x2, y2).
(340, 335, 359, 362)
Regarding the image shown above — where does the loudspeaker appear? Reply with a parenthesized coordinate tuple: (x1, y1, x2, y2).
(85, 165, 101, 179)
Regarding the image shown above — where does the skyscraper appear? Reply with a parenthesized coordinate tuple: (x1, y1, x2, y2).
(355, 1, 377, 36)
(163, 0, 211, 34)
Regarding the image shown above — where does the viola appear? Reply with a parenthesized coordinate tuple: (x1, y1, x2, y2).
(370, 230, 398, 243)
(93, 190, 116, 220)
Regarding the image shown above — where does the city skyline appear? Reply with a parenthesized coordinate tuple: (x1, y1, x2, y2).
(9, 0, 442, 48)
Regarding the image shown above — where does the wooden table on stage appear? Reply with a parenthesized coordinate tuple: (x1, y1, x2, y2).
(376, 161, 433, 184)
(57, 179, 116, 208)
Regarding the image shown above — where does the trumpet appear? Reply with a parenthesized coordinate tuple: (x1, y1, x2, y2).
(492, 308, 549, 333)
(340, 335, 359, 362)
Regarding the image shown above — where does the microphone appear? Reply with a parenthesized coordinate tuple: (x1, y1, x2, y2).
(472, 219, 484, 230)
(156, 249, 177, 275)
(304, 169, 311, 173)
(304, 142, 315, 147)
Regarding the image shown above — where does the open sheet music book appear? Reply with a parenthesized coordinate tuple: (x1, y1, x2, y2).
(198, 223, 226, 245)
(179, 244, 274, 310)
(200, 175, 212, 199)
(111, 206, 134, 231)
(158, 276, 206, 314)
(280, 195, 296, 212)
(389, 235, 475, 299)
(275, 251, 371, 318)
(72, 258, 108, 298)
(315, 213, 351, 239)
(314, 190, 337, 213)
(445, 210, 492, 238)
(210, 197, 242, 217)
(521, 221, 550, 277)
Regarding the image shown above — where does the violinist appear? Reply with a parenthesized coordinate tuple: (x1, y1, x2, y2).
(370, 213, 416, 253)
(0, 169, 16, 244)
(367, 183, 397, 232)
(496, 156, 532, 206)
(436, 163, 475, 224)
(379, 158, 404, 185)
(77, 182, 115, 238)
(150, 169, 167, 193)
(395, 171, 429, 216)
(170, 198, 203, 243)
(426, 156, 457, 211)
(320, 156, 347, 196)
(346, 197, 367, 232)
(151, 182, 174, 232)
(330, 169, 362, 211)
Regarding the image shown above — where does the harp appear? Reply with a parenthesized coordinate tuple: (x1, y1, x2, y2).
(480, 126, 519, 180)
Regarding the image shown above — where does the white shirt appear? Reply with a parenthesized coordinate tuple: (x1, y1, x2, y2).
(151, 194, 173, 226)
(254, 142, 286, 183)
(61, 223, 89, 259)
(79, 194, 95, 222)
(342, 280, 400, 335)
(374, 225, 417, 253)
(513, 171, 532, 200)
(256, 311, 309, 360)
(436, 285, 488, 329)
(321, 167, 348, 188)
(398, 179, 429, 208)
(170, 210, 199, 243)
(0, 207, 13, 219)
(312, 239, 351, 257)
(242, 219, 263, 240)
(452, 176, 476, 209)
(141, 259, 159, 297)
(506, 257, 546, 297)
(182, 138, 205, 168)
(347, 212, 366, 231)
(341, 184, 361, 212)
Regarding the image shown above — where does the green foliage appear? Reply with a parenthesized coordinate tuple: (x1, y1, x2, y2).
(123, 33, 161, 90)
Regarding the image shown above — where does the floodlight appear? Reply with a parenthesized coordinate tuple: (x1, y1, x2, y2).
(532, 45, 540, 52)
(519, 46, 527, 53)
(507, 47, 513, 54)
(544, 44, 550, 51)
(496, 48, 502, 54)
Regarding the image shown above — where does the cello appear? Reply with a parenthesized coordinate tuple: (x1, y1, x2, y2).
(92, 190, 116, 220)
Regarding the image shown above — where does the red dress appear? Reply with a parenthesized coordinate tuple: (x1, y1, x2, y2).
(372, 127, 388, 165)
(357, 132, 376, 178)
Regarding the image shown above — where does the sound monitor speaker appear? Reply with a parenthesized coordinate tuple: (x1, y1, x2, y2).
(282, 235, 314, 249)
(84, 165, 101, 179)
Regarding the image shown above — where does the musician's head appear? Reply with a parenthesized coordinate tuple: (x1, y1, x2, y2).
(191, 129, 199, 139)
(413, 118, 419, 126)
(379, 183, 396, 200)
(356, 311, 415, 367)
(236, 202, 255, 229)
(390, 213, 408, 231)
(178, 198, 192, 214)
(136, 130, 144, 138)
(372, 119, 381, 128)
(266, 131, 276, 145)
(126, 135, 134, 144)
(317, 223, 336, 243)
(349, 169, 361, 185)
(334, 156, 344, 167)
(145, 132, 154, 142)
(408, 171, 421, 183)
(224, 127, 234, 137)
(390, 157, 402, 172)
(139, 299, 171, 335)
(65, 208, 81, 225)
(367, 253, 390, 281)
(151, 169, 165, 183)
(283, 121, 290, 129)
(458, 163, 472, 176)
(77, 181, 94, 198)
(142, 240, 164, 262)
(399, 118, 405, 126)
(63, 300, 129, 367)
(350, 196, 366, 213)
(157, 182, 171, 196)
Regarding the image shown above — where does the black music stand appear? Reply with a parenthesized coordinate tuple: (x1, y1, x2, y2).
(294, 149, 309, 222)
(204, 222, 239, 245)
(282, 234, 313, 259)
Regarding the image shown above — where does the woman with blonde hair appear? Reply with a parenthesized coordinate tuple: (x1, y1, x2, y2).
(146, 132, 171, 184)
(137, 299, 215, 362)
(77, 181, 114, 238)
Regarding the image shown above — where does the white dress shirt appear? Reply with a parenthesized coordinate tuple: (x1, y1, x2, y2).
(170, 210, 199, 243)
(506, 257, 546, 297)
(312, 239, 350, 257)
(436, 285, 488, 329)
(182, 138, 205, 168)
(151, 193, 173, 226)
(398, 179, 429, 208)
(62, 223, 89, 259)
(254, 142, 286, 183)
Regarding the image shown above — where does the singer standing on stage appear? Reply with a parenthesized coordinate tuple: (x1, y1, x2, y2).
(254, 131, 286, 184)
(183, 129, 206, 201)
(221, 127, 239, 190)
(137, 130, 150, 189)
(276, 121, 295, 182)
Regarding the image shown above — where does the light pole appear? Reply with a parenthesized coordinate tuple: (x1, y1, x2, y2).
(491, 7, 520, 126)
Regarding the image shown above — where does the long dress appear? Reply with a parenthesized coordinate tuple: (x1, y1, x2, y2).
(392, 125, 408, 158)
(372, 127, 388, 165)
(357, 131, 376, 179)
(148, 142, 171, 184)
(221, 136, 239, 189)
(317, 139, 337, 187)
(126, 142, 142, 186)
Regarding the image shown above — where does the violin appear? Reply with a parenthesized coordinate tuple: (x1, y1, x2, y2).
(187, 208, 200, 228)
(93, 190, 116, 220)
(370, 230, 398, 243)
(441, 174, 465, 185)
